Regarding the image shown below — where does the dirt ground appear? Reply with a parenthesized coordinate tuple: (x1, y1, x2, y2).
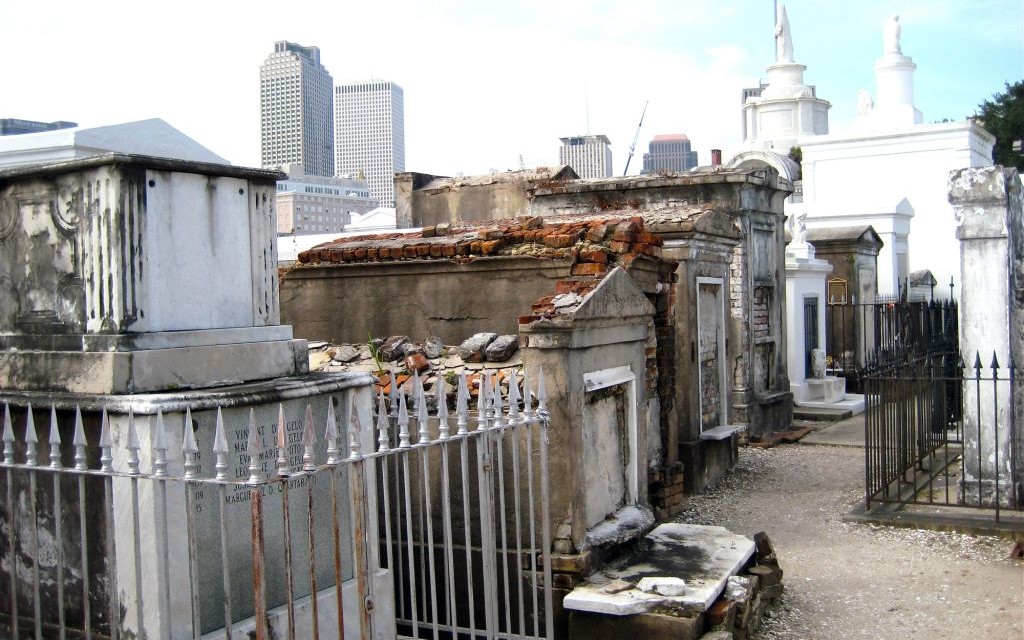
(675, 442, 1023, 639)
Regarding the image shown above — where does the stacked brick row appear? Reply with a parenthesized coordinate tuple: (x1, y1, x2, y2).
(295, 215, 666, 271)
(752, 287, 771, 339)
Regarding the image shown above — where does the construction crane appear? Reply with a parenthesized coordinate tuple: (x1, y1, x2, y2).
(622, 101, 649, 176)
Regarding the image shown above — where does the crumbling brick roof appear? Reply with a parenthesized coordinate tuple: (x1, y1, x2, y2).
(295, 210, 719, 268)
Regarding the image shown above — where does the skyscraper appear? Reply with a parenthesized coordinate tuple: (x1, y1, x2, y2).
(260, 41, 334, 177)
(334, 81, 405, 207)
(559, 135, 613, 179)
(641, 134, 699, 174)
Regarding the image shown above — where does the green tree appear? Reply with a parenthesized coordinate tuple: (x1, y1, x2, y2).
(975, 81, 1024, 170)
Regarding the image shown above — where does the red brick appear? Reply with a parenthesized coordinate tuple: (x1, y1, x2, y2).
(518, 315, 541, 324)
(609, 241, 631, 253)
(421, 226, 437, 238)
(342, 249, 355, 261)
(611, 231, 637, 243)
(367, 248, 379, 260)
(571, 262, 608, 276)
(442, 244, 456, 257)
(481, 239, 504, 255)
(579, 249, 609, 264)
(429, 245, 444, 257)
(403, 246, 418, 258)
(416, 244, 430, 256)
(544, 234, 575, 248)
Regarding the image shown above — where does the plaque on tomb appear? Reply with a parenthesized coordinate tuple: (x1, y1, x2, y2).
(186, 393, 357, 633)
(827, 278, 848, 304)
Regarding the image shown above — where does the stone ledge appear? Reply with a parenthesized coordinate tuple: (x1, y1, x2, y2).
(699, 425, 745, 441)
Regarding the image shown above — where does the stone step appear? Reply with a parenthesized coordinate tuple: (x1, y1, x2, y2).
(793, 405, 853, 421)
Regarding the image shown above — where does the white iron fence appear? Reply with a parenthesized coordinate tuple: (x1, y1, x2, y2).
(0, 368, 554, 640)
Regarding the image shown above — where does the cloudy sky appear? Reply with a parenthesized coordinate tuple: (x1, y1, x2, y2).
(2, 0, 1021, 176)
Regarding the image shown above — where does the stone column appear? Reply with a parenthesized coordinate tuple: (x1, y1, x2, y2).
(949, 166, 1023, 506)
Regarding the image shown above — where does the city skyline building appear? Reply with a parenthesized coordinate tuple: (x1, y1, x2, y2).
(260, 41, 334, 177)
(334, 80, 405, 207)
(275, 163, 377, 235)
(559, 134, 613, 179)
(641, 134, 699, 174)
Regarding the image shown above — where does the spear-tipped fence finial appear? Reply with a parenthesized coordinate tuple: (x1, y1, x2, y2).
(349, 402, 363, 461)
(492, 373, 505, 428)
(397, 389, 411, 448)
(99, 408, 113, 473)
(991, 351, 1001, 372)
(477, 373, 491, 431)
(325, 399, 340, 465)
(456, 371, 470, 436)
(417, 378, 430, 444)
(508, 370, 521, 425)
(213, 407, 229, 481)
(376, 391, 390, 452)
(436, 376, 450, 440)
(247, 408, 265, 485)
(2, 403, 14, 465)
(126, 409, 141, 476)
(24, 403, 38, 467)
(302, 404, 317, 472)
(72, 407, 88, 471)
(48, 407, 62, 469)
(523, 367, 533, 418)
(152, 410, 169, 478)
(182, 408, 200, 479)
(388, 370, 399, 418)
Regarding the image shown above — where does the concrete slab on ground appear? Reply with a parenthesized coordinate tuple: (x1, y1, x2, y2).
(562, 523, 755, 615)
(800, 414, 865, 447)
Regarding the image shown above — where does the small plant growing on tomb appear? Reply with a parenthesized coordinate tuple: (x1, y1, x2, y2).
(368, 333, 385, 375)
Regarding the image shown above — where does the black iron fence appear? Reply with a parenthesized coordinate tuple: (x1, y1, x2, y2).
(825, 297, 958, 393)
(863, 348, 1022, 523)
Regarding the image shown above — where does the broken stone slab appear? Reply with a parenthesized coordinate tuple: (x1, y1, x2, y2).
(379, 336, 409, 361)
(423, 336, 445, 359)
(458, 332, 497, 363)
(637, 576, 687, 597)
(332, 345, 361, 363)
(562, 523, 755, 616)
(307, 341, 328, 350)
(484, 335, 519, 362)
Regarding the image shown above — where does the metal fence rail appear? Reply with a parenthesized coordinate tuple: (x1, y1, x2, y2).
(864, 350, 1021, 522)
(826, 297, 958, 393)
(0, 368, 554, 640)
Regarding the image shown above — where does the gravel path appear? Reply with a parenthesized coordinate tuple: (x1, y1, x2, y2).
(675, 443, 1023, 639)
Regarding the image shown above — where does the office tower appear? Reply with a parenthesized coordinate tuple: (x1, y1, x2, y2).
(559, 135, 613, 179)
(260, 41, 334, 177)
(641, 134, 699, 174)
(335, 81, 405, 207)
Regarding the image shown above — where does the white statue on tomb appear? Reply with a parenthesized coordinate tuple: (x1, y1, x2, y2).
(789, 212, 807, 245)
(857, 90, 874, 115)
(811, 348, 827, 379)
(884, 14, 902, 55)
(775, 4, 795, 63)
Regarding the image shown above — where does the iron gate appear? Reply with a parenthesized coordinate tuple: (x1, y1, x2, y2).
(0, 368, 554, 640)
